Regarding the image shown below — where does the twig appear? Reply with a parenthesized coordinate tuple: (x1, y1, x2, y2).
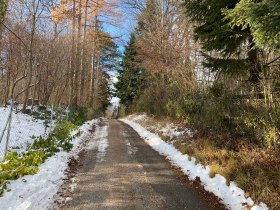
(3, 24, 28, 49)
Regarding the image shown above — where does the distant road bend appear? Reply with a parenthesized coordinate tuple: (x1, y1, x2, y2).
(58, 119, 217, 210)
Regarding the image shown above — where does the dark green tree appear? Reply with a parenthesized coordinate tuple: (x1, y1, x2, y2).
(115, 33, 145, 108)
(225, 0, 280, 53)
(99, 34, 120, 112)
(0, 0, 8, 38)
(0, 0, 8, 24)
(183, 0, 262, 85)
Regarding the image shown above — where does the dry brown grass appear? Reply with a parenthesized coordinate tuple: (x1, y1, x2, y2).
(132, 114, 280, 210)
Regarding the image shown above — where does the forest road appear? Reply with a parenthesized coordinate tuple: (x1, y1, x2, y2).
(59, 119, 210, 210)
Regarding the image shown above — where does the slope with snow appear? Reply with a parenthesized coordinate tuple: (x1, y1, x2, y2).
(0, 119, 98, 210)
(0, 107, 46, 159)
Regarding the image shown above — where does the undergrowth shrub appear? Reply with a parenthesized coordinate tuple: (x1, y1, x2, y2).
(132, 88, 168, 116)
(30, 109, 52, 121)
(173, 126, 280, 208)
(166, 101, 186, 119)
(0, 151, 47, 196)
(0, 117, 80, 197)
(29, 136, 60, 156)
(138, 82, 280, 151)
(52, 120, 77, 141)
(68, 107, 101, 126)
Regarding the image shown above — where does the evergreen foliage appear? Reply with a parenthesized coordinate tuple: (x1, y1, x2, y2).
(0, 0, 8, 24)
(115, 34, 145, 108)
(184, 0, 248, 55)
(183, 0, 262, 84)
(224, 0, 280, 52)
(97, 31, 120, 112)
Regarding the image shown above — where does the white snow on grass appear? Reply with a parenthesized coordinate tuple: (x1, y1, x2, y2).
(126, 113, 193, 140)
(126, 114, 148, 122)
(0, 107, 47, 159)
(0, 119, 98, 210)
(158, 124, 193, 139)
(121, 118, 268, 210)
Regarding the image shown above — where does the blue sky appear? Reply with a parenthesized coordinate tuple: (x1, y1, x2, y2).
(102, 3, 137, 54)
(104, 24, 127, 53)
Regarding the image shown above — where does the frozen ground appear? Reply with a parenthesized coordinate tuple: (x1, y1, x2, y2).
(0, 107, 46, 159)
(121, 115, 268, 210)
(0, 119, 98, 210)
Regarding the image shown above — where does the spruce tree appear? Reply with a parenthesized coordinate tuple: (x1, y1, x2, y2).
(225, 0, 280, 52)
(115, 33, 145, 108)
(183, 0, 262, 85)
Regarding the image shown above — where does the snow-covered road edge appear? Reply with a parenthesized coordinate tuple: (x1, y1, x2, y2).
(0, 119, 99, 210)
(121, 119, 268, 210)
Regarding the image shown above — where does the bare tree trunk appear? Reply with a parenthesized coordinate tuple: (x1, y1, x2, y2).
(4, 68, 10, 105)
(248, 36, 262, 90)
(74, 0, 82, 106)
(22, 0, 38, 111)
(93, 54, 100, 108)
(80, 0, 89, 104)
(89, 15, 98, 107)
(31, 67, 38, 109)
(70, 0, 77, 106)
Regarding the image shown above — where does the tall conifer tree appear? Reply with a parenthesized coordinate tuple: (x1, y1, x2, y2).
(115, 33, 145, 108)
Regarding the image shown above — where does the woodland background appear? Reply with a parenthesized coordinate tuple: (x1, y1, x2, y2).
(0, 0, 121, 114)
(0, 0, 279, 208)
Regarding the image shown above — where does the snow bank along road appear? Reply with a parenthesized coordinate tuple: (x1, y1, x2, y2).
(58, 119, 217, 210)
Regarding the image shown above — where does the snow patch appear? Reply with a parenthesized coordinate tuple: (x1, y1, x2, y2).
(127, 114, 148, 122)
(121, 118, 268, 210)
(0, 119, 98, 210)
(159, 124, 193, 139)
(126, 141, 138, 155)
(121, 130, 138, 155)
(0, 107, 46, 159)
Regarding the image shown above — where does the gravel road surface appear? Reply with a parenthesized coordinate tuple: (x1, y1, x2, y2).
(59, 119, 210, 210)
